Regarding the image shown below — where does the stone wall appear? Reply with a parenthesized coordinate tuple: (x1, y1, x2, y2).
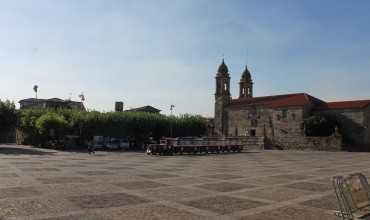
(226, 106, 305, 141)
(365, 106, 370, 145)
(274, 134, 342, 151)
(214, 96, 230, 136)
(243, 136, 264, 150)
(270, 107, 305, 139)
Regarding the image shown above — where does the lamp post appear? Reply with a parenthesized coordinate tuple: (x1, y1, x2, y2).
(170, 105, 175, 137)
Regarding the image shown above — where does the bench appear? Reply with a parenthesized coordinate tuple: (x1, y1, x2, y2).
(333, 173, 370, 219)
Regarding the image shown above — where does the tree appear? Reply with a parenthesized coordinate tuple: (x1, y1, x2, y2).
(35, 112, 68, 141)
(304, 114, 338, 137)
(33, 85, 38, 99)
(0, 100, 17, 133)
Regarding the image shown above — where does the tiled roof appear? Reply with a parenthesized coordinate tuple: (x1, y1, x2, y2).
(229, 93, 326, 109)
(126, 105, 161, 113)
(323, 100, 370, 109)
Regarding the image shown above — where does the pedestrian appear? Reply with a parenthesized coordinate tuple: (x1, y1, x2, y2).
(88, 145, 95, 155)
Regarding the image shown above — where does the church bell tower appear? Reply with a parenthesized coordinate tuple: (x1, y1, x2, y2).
(214, 59, 231, 136)
(239, 65, 253, 98)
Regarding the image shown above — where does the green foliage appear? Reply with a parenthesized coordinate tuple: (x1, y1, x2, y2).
(0, 100, 17, 132)
(35, 112, 68, 137)
(17, 108, 207, 146)
(304, 114, 338, 137)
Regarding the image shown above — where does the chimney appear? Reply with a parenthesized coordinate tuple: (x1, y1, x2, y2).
(115, 101, 124, 112)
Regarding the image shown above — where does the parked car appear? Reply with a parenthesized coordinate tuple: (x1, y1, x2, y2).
(105, 138, 130, 150)
(87, 136, 106, 150)
(119, 138, 130, 150)
(105, 138, 120, 150)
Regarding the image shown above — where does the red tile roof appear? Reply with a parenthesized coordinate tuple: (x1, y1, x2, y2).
(324, 100, 370, 109)
(229, 93, 326, 109)
(229, 93, 370, 110)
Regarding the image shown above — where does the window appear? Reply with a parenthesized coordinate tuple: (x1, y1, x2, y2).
(234, 127, 238, 136)
(292, 113, 296, 120)
(277, 115, 281, 121)
(282, 110, 287, 119)
(250, 129, 256, 136)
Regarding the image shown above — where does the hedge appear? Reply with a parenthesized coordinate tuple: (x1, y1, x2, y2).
(17, 108, 207, 146)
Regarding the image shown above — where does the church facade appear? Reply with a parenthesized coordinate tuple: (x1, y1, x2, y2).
(214, 60, 370, 149)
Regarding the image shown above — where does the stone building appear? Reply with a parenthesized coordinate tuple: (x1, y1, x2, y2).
(214, 59, 370, 149)
(19, 98, 85, 111)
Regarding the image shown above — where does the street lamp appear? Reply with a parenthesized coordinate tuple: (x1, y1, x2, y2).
(170, 104, 175, 137)
(170, 104, 175, 115)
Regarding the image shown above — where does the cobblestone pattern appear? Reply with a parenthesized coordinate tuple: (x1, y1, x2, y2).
(1, 144, 370, 219)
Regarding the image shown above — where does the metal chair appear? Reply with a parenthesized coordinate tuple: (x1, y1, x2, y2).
(333, 173, 370, 219)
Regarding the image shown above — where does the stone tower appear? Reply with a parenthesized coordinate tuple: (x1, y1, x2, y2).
(239, 65, 253, 98)
(214, 59, 231, 136)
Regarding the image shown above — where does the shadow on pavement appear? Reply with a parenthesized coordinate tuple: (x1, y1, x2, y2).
(0, 146, 56, 155)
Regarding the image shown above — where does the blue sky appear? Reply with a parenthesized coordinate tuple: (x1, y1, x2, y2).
(1, 0, 370, 116)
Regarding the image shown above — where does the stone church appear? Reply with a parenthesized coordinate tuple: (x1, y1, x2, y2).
(214, 59, 370, 149)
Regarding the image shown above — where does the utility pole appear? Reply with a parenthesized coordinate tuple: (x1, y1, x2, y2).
(170, 104, 175, 137)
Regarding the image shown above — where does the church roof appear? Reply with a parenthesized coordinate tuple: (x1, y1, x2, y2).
(217, 59, 229, 75)
(241, 65, 251, 81)
(229, 93, 326, 109)
(321, 100, 370, 109)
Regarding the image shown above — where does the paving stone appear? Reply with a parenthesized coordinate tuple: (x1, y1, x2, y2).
(284, 182, 332, 192)
(103, 166, 134, 170)
(1, 145, 370, 219)
(0, 198, 76, 218)
(0, 186, 41, 199)
(37, 213, 105, 220)
(38, 177, 89, 184)
(236, 176, 293, 185)
(240, 205, 337, 220)
(203, 174, 244, 180)
(195, 182, 254, 192)
(11, 162, 43, 165)
(139, 173, 178, 179)
(78, 171, 115, 175)
(98, 204, 212, 220)
(43, 183, 122, 196)
(56, 164, 85, 168)
(114, 180, 168, 190)
(271, 174, 313, 181)
(156, 177, 213, 186)
(300, 194, 339, 210)
(20, 168, 60, 172)
(67, 193, 149, 209)
(182, 195, 268, 214)
(0, 173, 19, 178)
(237, 187, 313, 202)
(140, 186, 210, 201)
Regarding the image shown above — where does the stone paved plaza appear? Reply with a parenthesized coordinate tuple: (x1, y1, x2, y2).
(0, 145, 370, 220)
